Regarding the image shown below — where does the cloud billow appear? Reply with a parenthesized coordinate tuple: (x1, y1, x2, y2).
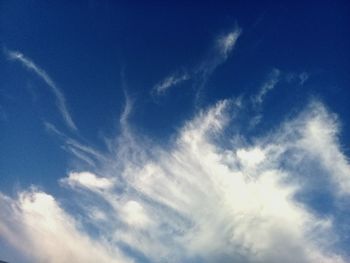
(0, 98, 349, 262)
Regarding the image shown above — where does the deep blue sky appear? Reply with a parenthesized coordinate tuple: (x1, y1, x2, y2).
(0, 1, 350, 262)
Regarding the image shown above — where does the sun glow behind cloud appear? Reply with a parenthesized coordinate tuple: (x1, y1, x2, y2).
(0, 97, 349, 262)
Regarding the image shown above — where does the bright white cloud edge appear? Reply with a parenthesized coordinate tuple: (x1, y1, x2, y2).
(0, 98, 349, 263)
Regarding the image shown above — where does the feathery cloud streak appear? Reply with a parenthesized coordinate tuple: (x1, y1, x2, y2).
(252, 68, 281, 106)
(0, 98, 349, 263)
(152, 72, 190, 96)
(152, 27, 242, 97)
(5, 49, 77, 131)
(215, 27, 242, 62)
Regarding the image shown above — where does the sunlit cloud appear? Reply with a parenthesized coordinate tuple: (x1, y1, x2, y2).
(61, 171, 115, 191)
(1, 97, 349, 262)
(4, 49, 77, 131)
(0, 190, 130, 263)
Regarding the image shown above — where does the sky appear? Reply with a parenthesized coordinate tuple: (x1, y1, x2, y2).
(0, 1, 350, 262)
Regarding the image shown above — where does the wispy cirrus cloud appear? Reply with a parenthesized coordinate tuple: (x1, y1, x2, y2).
(152, 27, 242, 97)
(44, 75, 134, 170)
(1, 97, 349, 262)
(4, 49, 77, 131)
(44, 122, 105, 167)
(249, 69, 311, 128)
(216, 27, 242, 61)
(252, 68, 281, 106)
(248, 68, 281, 128)
(195, 27, 242, 81)
(1, 28, 348, 263)
(194, 28, 242, 105)
(152, 71, 190, 96)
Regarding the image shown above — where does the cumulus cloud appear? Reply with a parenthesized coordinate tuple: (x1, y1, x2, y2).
(1, 98, 349, 263)
(4, 49, 77, 131)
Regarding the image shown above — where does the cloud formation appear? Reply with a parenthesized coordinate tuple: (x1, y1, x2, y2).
(152, 72, 190, 96)
(252, 68, 281, 106)
(5, 49, 77, 131)
(217, 28, 242, 60)
(0, 190, 129, 263)
(194, 28, 242, 103)
(61, 172, 115, 191)
(44, 122, 105, 167)
(152, 27, 242, 97)
(1, 98, 349, 263)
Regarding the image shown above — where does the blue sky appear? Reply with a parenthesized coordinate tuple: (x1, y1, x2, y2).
(0, 1, 350, 262)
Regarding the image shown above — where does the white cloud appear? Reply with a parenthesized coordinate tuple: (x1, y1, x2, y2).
(120, 200, 151, 228)
(274, 101, 350, 195)
(196, 27, 242, 79)
(5, 49, 77, 131)
(65, 138, 106, 163)
(61, 171, 115, 191)
(44, 121, 106, 167)
(217, 28, 242, 59)
(248, 69, 281, 128)
(1, 98, 349, 262)
(0, 191, 130, 263)
(252, 68, 281, 106)
(237, 147, 266, 169)
(152, 72, 190, 95)
(152, 27, 242, 98)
